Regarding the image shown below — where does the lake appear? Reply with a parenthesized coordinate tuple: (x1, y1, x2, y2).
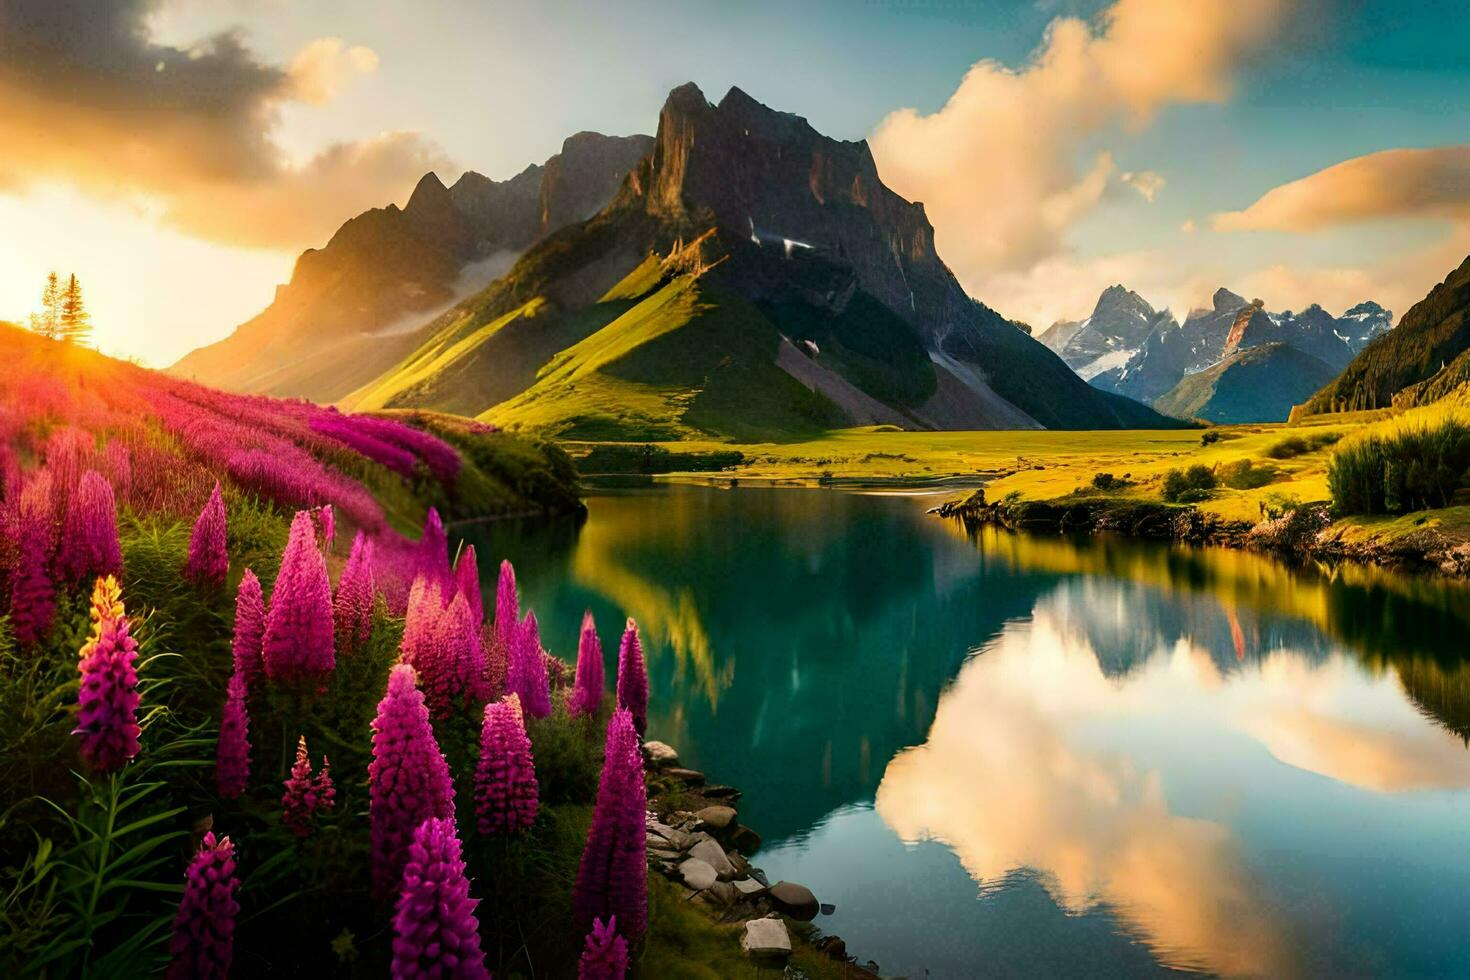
(463, 484, 1470, 978)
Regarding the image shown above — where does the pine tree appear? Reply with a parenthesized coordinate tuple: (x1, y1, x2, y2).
(33, 272, 61, 339)
(59, 274, 91, 345)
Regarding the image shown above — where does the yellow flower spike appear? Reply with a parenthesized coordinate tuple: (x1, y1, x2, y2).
(88, 575, 125, 636)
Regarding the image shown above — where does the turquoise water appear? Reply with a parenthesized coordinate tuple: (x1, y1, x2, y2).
(465, 485, 1470, 978)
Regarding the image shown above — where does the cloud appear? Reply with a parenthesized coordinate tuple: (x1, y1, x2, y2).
(0, 0, 449, 248)
(287, 37, 381, 106)
(1213, 146, 1470, 232)
(869, 0, 1293, 286)
(1120, 169, 1165, 202)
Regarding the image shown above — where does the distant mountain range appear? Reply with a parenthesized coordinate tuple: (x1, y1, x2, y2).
(173, 83, 1176, 436)
(1041, 285, 1393, 423)
(171, 132, 655, 401)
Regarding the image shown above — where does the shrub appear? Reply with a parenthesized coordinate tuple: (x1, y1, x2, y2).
(1267, 431, 1341, 459)
(1218, 458, 1278, 490)
(1090, 472, 1126, 491)
(1161, 464, 1217, 503)
(1328, 411, 1470, 514)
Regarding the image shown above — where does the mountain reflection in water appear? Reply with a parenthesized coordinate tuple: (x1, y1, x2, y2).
(462, 486, 1470, 978)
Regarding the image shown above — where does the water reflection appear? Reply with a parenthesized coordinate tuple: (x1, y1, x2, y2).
(462, 488, 1470, 977)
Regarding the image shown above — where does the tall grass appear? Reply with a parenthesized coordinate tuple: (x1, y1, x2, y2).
(1328, 389, 1470, 514)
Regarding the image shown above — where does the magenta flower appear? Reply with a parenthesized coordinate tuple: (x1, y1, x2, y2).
(57, 470, 121, 583)
(454, 544, 483, 629)
(422, 591, 488, 718)
(318, 503, 335, 554)
(573, 708, 648, 938)
(334, 530, 376, 654)
(490, 560, 519, 693)
(370, 664, 456, 897)
(261, 510, 335, 684)
(578, 917, 629, 980)
(474, 694, 539, 835)
(231, 569, 265, 690)
(282, 735, 335, 837)
(615, 619, 648, 736)
(166, 832, 239, 980)
(569, 611, 604, 718)
(185, 481, 228, 589)
(418, 507, 450, 589)
(9, 478, 56, 646)
(391, 817, 490, 980)
(400, 575, 444, 669)
(75, 587, 141, 774)
(216, 672, 251, 799)
(508, 611, 551, 720)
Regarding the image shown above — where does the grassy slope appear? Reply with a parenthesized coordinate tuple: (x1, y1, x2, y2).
(485, 274, 846, 441)
(1154, 343, 1338, 424)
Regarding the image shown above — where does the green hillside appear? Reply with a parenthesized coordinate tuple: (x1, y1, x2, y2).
(1155, 343, 1338, 424)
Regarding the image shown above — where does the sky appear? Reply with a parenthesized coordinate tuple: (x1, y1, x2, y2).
(2, 0, 1468, 365)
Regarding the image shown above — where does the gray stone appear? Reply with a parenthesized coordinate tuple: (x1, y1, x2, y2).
(734, 877, 767, 897)
(705, 879, 738, 906)
(648, 822, 694, 851)
(741, 917, 792, 959)
(728, 850, 751, 877)
(642, 740, 679, 765)
(695, 805, 737, 830)
(768, 881, 820, 921)
(665, 766, 706, 785)
(730, 824, 763, 854)
(689, 838, 736, 879)
(679, 858, 717, 891)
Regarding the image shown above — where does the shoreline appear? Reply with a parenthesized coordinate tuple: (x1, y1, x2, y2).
(931, 492, 1470, 579)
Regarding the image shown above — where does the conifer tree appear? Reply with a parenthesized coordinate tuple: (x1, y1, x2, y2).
(59, 274, 91, 345)
(33, 272, 61, 339)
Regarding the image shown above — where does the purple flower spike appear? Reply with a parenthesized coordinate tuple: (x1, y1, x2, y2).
(369, 664, 456, 897)
(615, 619, 648, 737)
(508, 611, 551, 719)
(231, 570, 265, 690)
(282, 735, 334, 837)
(454, 544, 483, 630)
(261, 510, 335, 684)
(57, 470, 122, 583)
(10, 476, 56, 646)
(578, 916, 629, 980)
(418, 507, 450, 590)
(216, 672, 250, 799)
(185, 481, 228, 589)
(569, 610, 604, 718)
(166, 833, 239, 980)
(75, 577, 141, 774)
(489, 560, 518, 695)
(573, 708, 648, 939)
(334, 530, 376, 654)
(475, 694, 539, 835)
(390, 817, 490, 980)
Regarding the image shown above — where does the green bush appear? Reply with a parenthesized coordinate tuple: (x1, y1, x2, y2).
(1161, 464, 1217, 503)
(1090, 472, 1127, 491)
(1267, 431, 1341, 459)
(1218, 458, 1278, 490)
(1328, 415, 1470, 514)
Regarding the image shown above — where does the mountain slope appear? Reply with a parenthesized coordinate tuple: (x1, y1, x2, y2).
(1154, 342, 1338, 423)
(1300, 255, 1470, 415)
(346, 82, 1177, 437)
(1038, 285, 1177, 379)
(169, 132, 654, 402)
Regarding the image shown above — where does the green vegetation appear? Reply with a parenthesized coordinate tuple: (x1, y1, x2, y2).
(1162, 464, 1217, 503)
(1328, 393, 1470, 514)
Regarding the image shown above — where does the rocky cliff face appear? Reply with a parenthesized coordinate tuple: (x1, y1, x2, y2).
(1039, 285, 1177, 379)
(170, 131, 653, 401)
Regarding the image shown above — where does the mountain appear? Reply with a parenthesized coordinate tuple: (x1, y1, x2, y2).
(1299, 255, 1470, 415)
(1091, 287, 1391, 414)
(343, 83, 1176, 437)
(1037, 285, 1177, 379)
(169, 132, 655, 401)
(1153, 342, 1339, 424)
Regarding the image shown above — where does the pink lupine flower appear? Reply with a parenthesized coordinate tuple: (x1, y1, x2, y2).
(185, 481, 228, 589)
(474, 694, 539, 835)
(418, 507, 450, 589)
(401, 575, 444, 667)
(166, 832, 239, 980)
(490, 560, 519, 689)
(421, 592, 488, 718)
(231, 570, 265, 690)
(569, 611, 605, 718)
(57, 470, 121, 583)
(573, 708, 647, 938)
(318, 503, 335, 554)
(545, 650, 566, 691)
(390, 817, 489, 980)
(216, 672, 250, 799)
(453, 544, 483, 629)
(370, 664, 456, 897)
(578, 917, 629, 980)
(75, 577, 141, 773)
(615, 619, 648, 736)
(261, 510, 335, 683)
(334, 531, 376, 654)
(10, 476, 56, 646)
(282, 736, 335, 837)
(508, 611, 551, 719)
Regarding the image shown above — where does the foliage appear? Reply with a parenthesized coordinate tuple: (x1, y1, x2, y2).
(1217, 458, 1278, 490)
(1328, 396, 1470, 514)
(1161, 464, 1218, 503)
(1267, 431, 1341, 459)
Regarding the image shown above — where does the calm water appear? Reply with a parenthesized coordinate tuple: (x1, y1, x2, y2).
(464, 485, 1470, 978)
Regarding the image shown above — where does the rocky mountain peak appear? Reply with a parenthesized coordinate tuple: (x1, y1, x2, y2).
(1212, 287, 1248, 312)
